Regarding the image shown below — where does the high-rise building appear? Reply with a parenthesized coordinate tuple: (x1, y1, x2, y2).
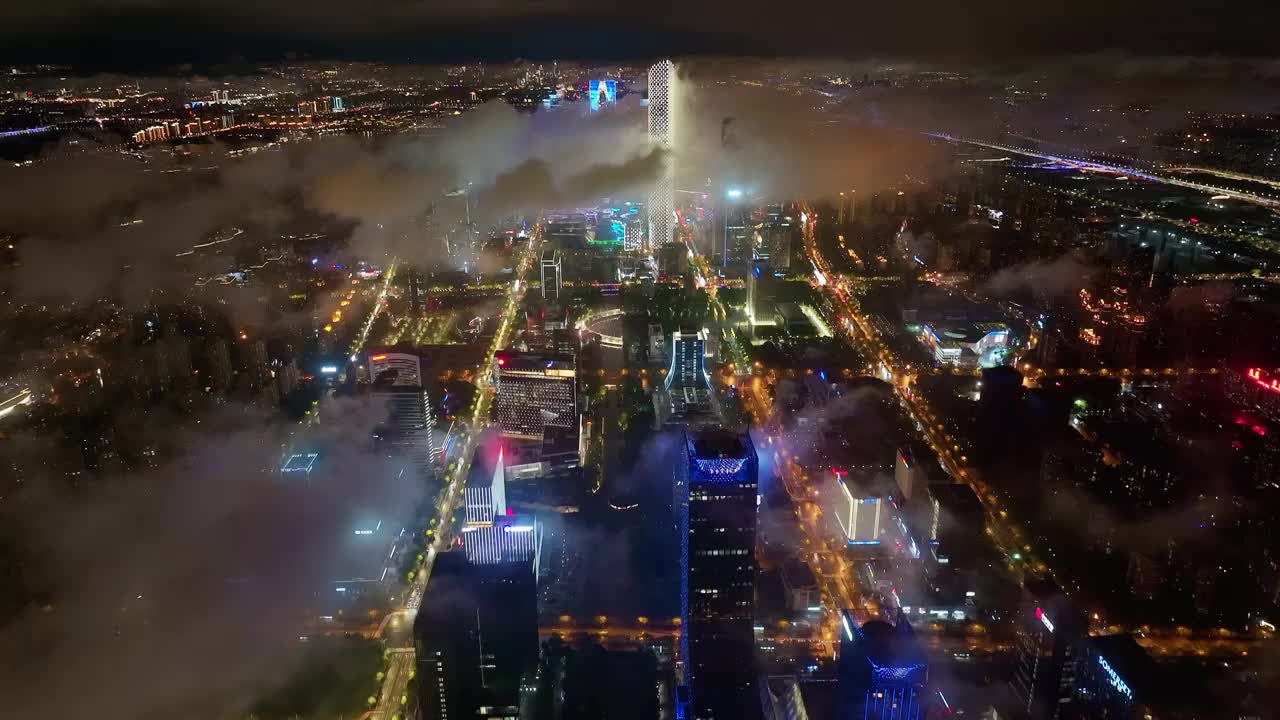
(748, 260, 776, 324)
(368, 349, 423, 386)
(492, 351, 578, 441)
(828, 468, 894, 549)
(761, 223, 792, 270)
(331, 96, 345, 112)
(667, 328, 706, 390)
(462, 447, 542, 567)
(1069, 634, 1172, 720)
(540, 249, 562, 300)
(372, 383, 440, 477)
(722, 202, 751, 273)
(680, 429, 759, 720)
(415, 552, 539, 720)
(206, 338, 233, 394)
(648, 60, 675, 248)
(624, 220, 644, 251)
(369, 347, 438, 478)
(835, 609, 927, 720)
(1011, 579, 1086, 720)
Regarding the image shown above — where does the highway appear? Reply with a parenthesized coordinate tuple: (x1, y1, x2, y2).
(927, 132, 1280, 209)
(365, 227, 541, 720)
(0, 387, 33, 421)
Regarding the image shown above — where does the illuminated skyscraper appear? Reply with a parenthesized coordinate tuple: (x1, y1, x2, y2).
(667, 328, 706, 390)
(648, 60, 675, 247)
(540, 249, 562, 300)
(1012, 578, 1086, 720)
(679, 429, 759, 720)
(836, 610, 928, 720)
(462, 448, 541, 567)
(747, 260, 776, 324)
(492, 351, 578, 441)
(624, 220, 644, 252)
(368, 349, 423, 387)
(369, 347, 439, 478)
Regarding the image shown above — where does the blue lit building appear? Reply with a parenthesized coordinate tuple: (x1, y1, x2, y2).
(668, 328, 707, 390)
(836, 609, 928, 720)
(679, 429, 759, 720)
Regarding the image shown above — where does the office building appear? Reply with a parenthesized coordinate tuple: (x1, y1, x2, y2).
(649, 324, 668, 363)
(368, 348, 423, 386)
(723, 203, 751, 273)
(1011, 579, 1086, 720)
(748, 260, 776, 324)
(330, 96, 345, 112)
(648, 60, 675, 247)
(828, 469, 896, 549)
(680, 430, 759, 720)
(540, 249, 562, 300)
(462, 447, 542, 567)
(492, 351, 578, 441)
(761, 223, 792, 270)
(1069, 634, 1163, 720)
(372, 383, 440, 477)
(206, 338, 233, 393)
(836, 610, 927, 720)
(368, 347, 439, 477)
(625, 220, 644, 251)
(668, 328, 706, 390)
(415, 552, 539, 720)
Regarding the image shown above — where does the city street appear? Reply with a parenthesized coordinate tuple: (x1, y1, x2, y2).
(365, 225, 542, 720)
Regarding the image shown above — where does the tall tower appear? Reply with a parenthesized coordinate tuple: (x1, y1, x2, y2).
(648, 59, 676, 249)
(836, 609, 928, 720)
(681, 429, 759, 720)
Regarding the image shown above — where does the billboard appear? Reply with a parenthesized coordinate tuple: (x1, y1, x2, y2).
(588, 79, 617, 111)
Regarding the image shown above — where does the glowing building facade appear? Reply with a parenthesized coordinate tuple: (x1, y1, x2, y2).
(836, 610, 928, 720)
(492, 352, 578, 442)
(648, 60, 675, 247)
(679, 430, 759, 720)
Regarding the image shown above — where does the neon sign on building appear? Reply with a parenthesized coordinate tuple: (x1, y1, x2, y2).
(1035, 607, 1055, 633)
(1247, 368, 1280, 394)
(1097, 656, 1133, 699)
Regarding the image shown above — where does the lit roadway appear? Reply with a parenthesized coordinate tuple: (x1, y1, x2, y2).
(800, 203, 1046, 585)
(800, 207, 1280, 658)
(365, 228, 541, 720)
(927, 132, 1280, 209)
(0, 387, 34, 421)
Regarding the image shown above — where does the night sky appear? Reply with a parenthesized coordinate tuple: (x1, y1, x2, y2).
(1, 0, 1277, 70)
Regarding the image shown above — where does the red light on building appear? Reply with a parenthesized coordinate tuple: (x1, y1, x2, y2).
(1247, 368, 1280, 395)
(497, 357, 506, 366)
(1189, 217, 1199, 224)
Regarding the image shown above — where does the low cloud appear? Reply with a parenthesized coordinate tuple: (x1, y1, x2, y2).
(1, 98, 657, 306)
(985, 251, 1095, 297)
(0, 396, 426, 719)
